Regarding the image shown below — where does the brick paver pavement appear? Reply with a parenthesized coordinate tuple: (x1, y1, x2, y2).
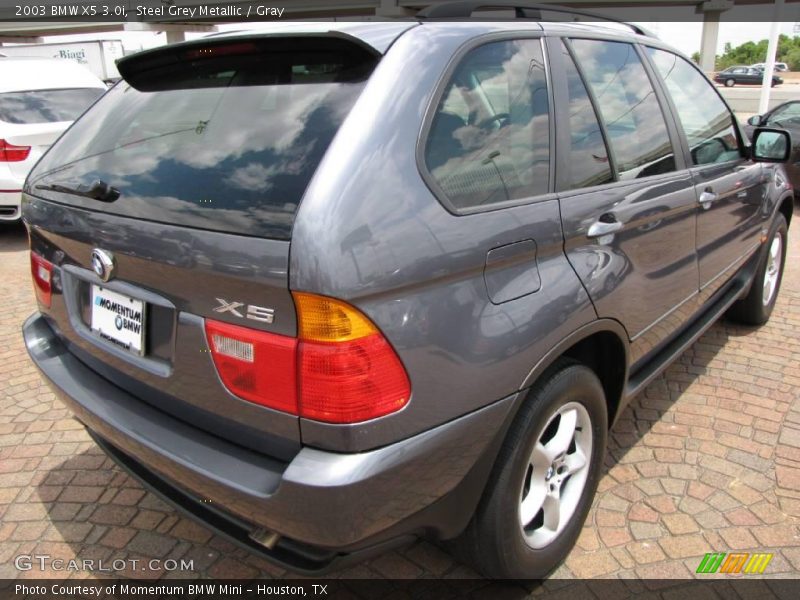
(1, 207, 799, 582)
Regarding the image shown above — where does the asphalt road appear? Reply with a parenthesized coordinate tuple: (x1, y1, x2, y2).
(718, 79, 800, 117)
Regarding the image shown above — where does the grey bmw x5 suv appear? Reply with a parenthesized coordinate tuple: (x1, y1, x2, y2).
(22, 4, 794, 579)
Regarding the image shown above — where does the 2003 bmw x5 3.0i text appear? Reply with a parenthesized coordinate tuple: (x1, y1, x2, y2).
(21, 2, 794, 579)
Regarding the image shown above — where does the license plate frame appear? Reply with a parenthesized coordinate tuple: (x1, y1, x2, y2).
(89, 284, 146, 356)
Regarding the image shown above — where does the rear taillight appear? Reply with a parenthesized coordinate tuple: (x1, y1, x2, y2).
(294, 293, 410, 423)
(205, 319, 297, 413)
(30, 252, 53, 308)
(205, 293, 411, 424)
(0, 139, 31, 162)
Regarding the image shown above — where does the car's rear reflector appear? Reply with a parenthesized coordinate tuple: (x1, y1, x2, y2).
(30, 251, 53, 308)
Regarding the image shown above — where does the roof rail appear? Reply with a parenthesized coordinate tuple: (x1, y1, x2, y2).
(416, 1, 655, 38)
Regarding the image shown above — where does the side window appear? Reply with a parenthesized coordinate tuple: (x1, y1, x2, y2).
(768, 102, 800, 126)
(570, 39, 676, 180)
(647, 48, 742, 166)
(558, 41, 613, 190)
(424, 39, 550, 210)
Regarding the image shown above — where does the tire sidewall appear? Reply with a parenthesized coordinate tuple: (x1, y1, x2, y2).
(486, 365, 608, 579)
(757, 214, 788, 321)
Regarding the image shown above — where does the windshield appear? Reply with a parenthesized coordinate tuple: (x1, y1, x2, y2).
(27, 38, 378, 239)
(0, 88, 105, 124)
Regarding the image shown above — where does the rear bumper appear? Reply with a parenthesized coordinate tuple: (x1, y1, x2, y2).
(0, 190, 22, 221)
(23, 312, 515, 571)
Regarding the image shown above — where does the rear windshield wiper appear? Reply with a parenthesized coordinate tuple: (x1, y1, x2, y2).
(35, 180, 120, 203)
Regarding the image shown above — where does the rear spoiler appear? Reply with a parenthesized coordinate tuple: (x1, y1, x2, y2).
(116, 33, 381, 91)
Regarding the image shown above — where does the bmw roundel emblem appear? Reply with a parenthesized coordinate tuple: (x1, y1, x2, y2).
(91, 248, 116, 282)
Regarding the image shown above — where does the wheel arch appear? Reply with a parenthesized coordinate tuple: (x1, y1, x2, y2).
(777, 191, 793, 228)
(434, 321, 630, 544)
(519, 320, 630, 428)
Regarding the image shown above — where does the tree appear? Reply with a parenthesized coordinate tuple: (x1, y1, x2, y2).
(786, 48, 800, 71)
(713, 35, 800, 71)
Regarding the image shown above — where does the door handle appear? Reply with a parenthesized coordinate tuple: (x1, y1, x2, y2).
(698, 189, 718, 206)
(587, 217, 623, 238)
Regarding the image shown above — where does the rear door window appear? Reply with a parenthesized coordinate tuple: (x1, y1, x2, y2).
(557, 41, 614, 190)
(27, 38, 378, 240)
(0, 88, 105, 124)
(570, 39, 677, 180)
(423, 39, 550, 211)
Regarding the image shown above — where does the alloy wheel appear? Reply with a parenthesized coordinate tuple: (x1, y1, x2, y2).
(763, 233, 783, 306)
(518, 401, 593, 549)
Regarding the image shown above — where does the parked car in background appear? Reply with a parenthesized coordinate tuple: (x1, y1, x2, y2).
(21, 6, 794, 580)
(714, 65, 783, 87)
(751, 62, 789, 72)
(0, 58, 106, 222)
(746, 100, 800, 193)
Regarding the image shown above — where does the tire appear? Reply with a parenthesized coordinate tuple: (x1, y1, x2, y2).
(727, 213, 788, 325)
(453, 361, 608, 579)
(725, 78, 736, 87)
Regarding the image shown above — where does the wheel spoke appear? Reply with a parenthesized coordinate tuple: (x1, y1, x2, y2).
(542, 489, 561, 531)
(564, 446, 587, 475)
(530, 441, 548, 468)
(520, 479, 547, 528)
(544, 409, 577, 461)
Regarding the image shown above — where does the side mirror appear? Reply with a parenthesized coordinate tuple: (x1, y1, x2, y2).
(752, 127, 791, 162)
(747, 115, 763, 126)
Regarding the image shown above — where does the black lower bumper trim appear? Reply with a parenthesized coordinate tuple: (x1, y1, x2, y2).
(88, 430, 411, 575)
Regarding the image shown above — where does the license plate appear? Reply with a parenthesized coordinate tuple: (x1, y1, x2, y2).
(90, 285, 146, 355)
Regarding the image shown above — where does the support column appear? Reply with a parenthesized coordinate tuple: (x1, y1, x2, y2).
(759, 0, 785, 115)
(699, 11, 720, 72)
(166, 30, 185, 44)
(375, 0, 415, 17)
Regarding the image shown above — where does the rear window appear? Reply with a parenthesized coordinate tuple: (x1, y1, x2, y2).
(423, 39, 550, 211)
(0, 88, 105, 124)
(27, 38, 378, 240)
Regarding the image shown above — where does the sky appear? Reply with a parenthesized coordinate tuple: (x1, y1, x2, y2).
(18, 20, 800, 59)
(645, 22, 798, 56)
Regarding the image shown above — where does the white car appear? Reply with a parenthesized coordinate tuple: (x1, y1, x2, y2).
(751, 62, 789, 72)
(1, 58, 106, 222)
